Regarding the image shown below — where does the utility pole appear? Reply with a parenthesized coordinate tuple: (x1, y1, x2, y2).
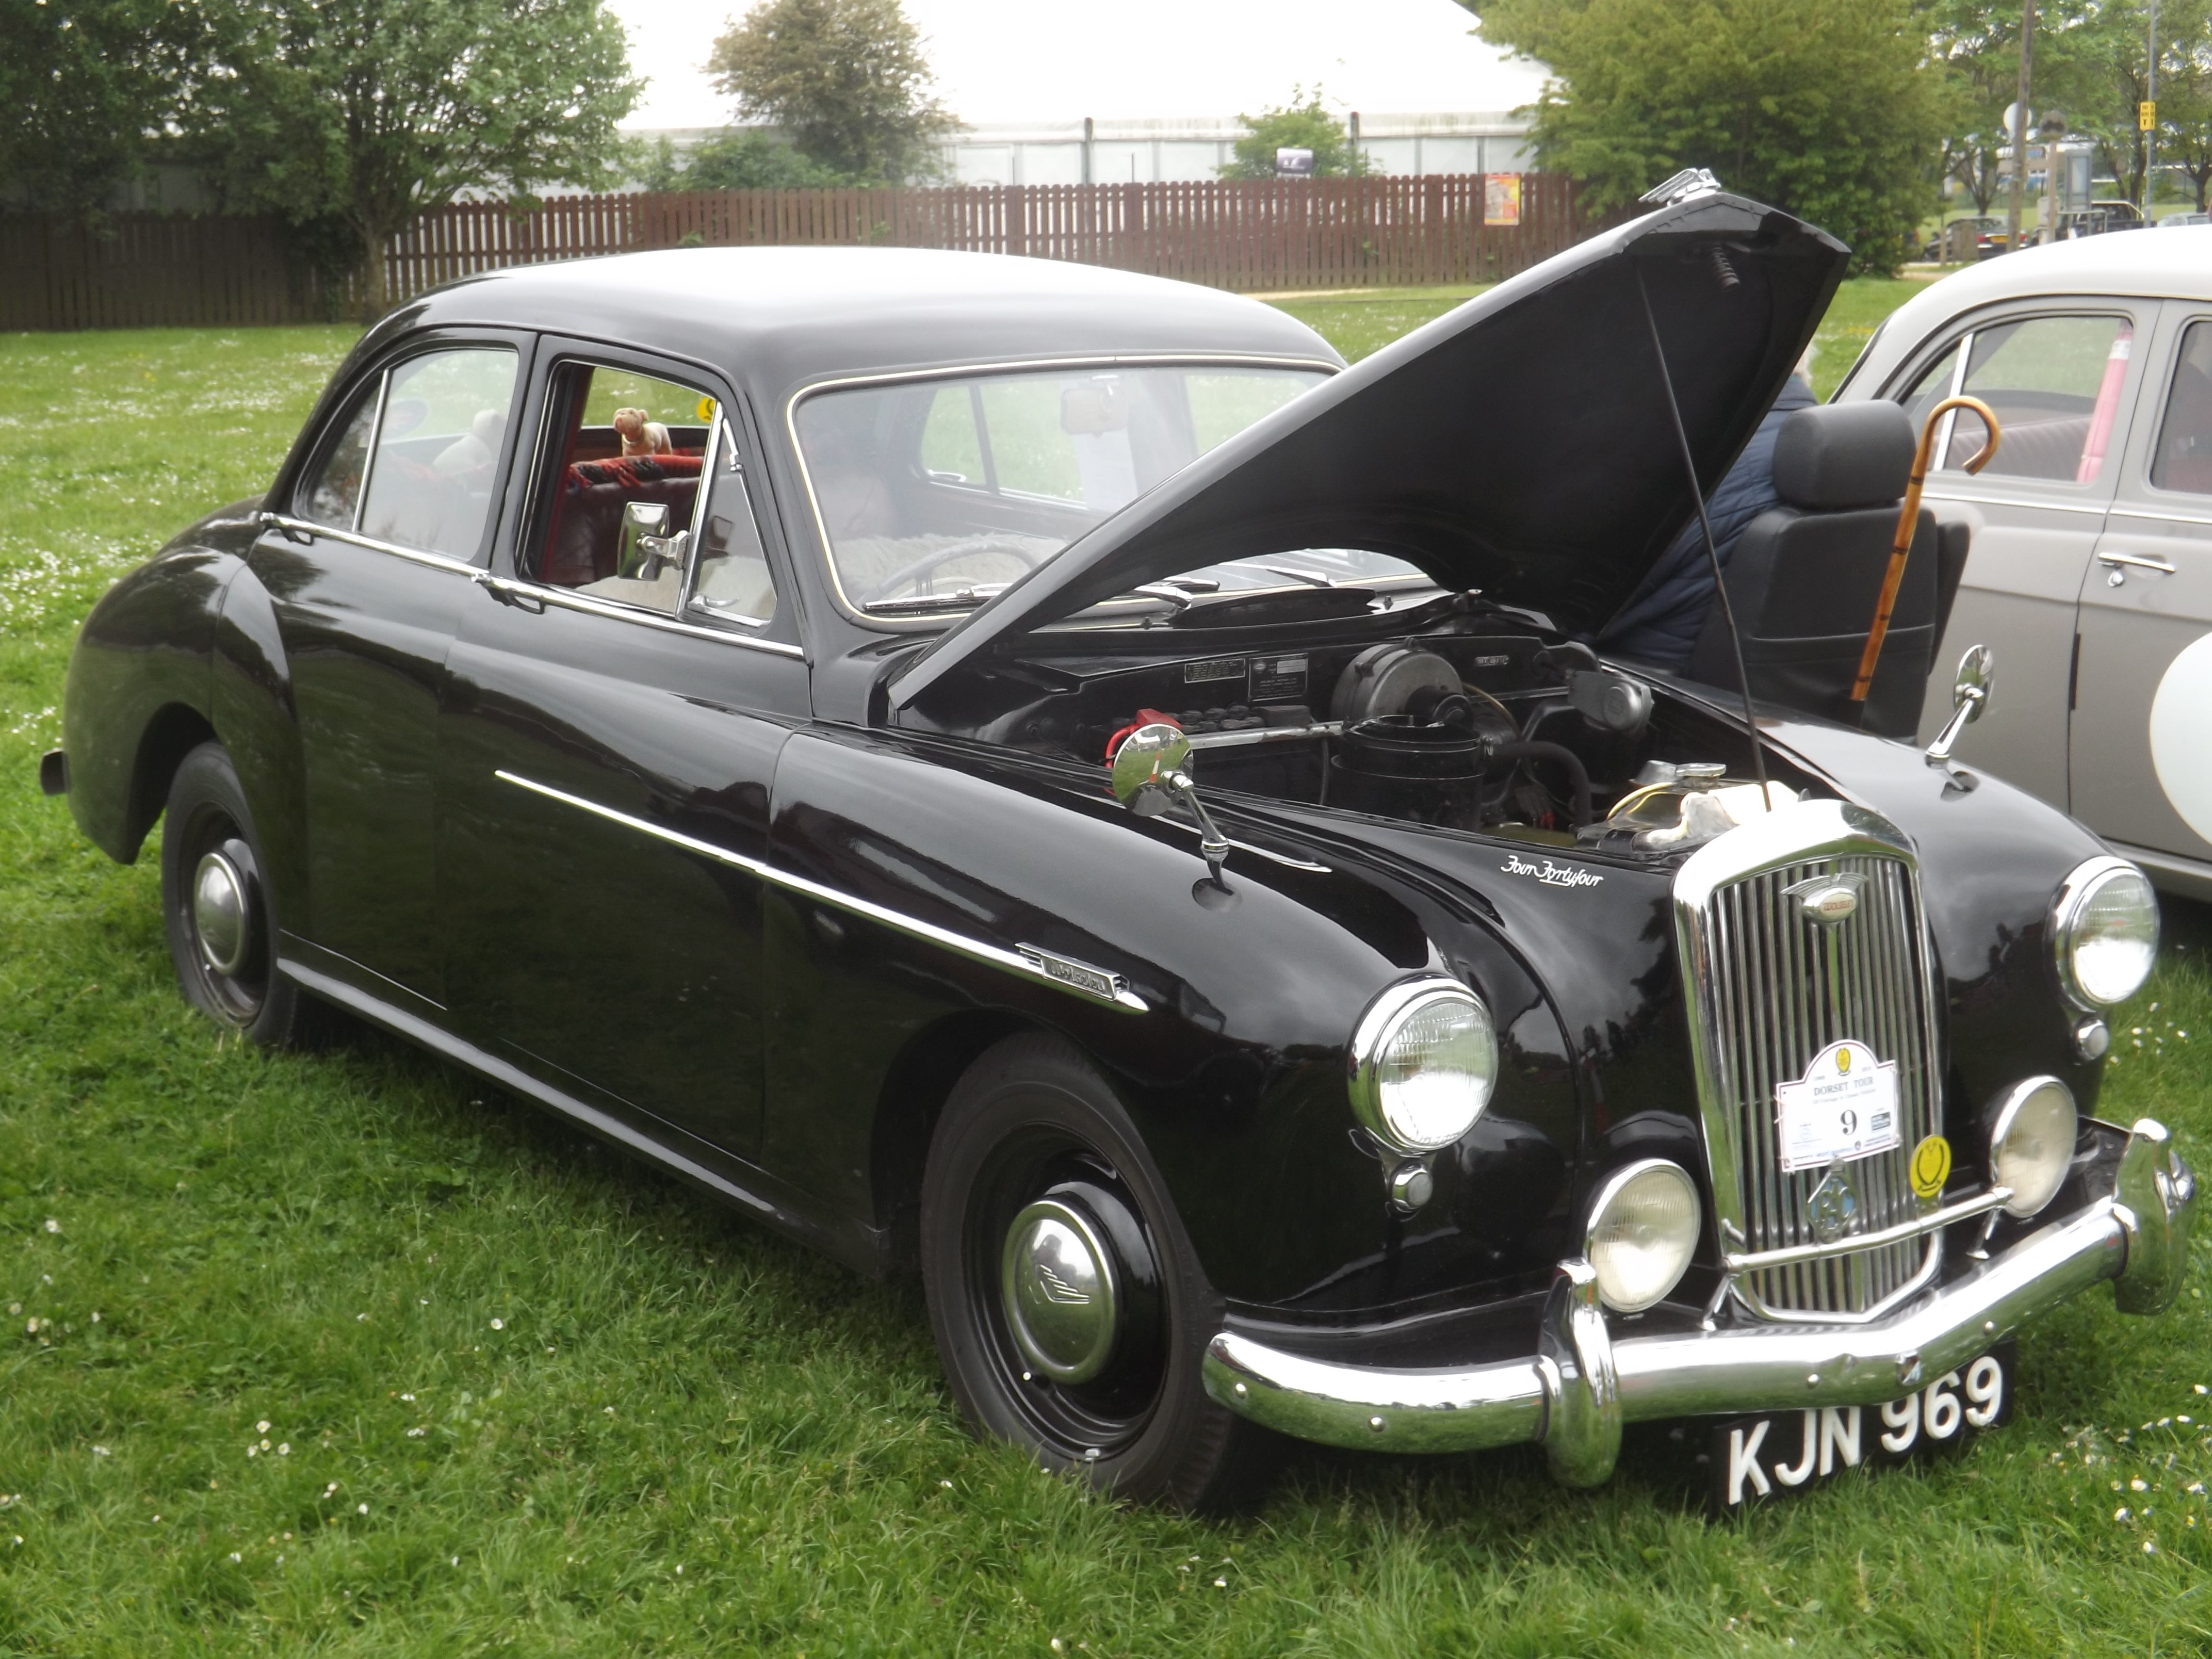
(2144, 0, 2159, 216)
(2009, 0, 2036, 249)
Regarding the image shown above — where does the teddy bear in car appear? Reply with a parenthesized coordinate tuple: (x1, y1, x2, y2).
(613, 406, 673, 457)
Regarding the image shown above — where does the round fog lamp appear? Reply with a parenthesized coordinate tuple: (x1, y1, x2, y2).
(1348, 979, 1499, 1153)
(1988, 1077, 2077, 1218)
(2053, 858, 2159, 1008)
(1585, 1160, 1701, 1313)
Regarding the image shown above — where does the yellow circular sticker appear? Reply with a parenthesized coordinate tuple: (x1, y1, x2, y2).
(695, 395, 718, 422)
(1910, 1134, 1953, 1200)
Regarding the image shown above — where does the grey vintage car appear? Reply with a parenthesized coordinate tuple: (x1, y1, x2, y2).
(1833, 229, 2212, 902)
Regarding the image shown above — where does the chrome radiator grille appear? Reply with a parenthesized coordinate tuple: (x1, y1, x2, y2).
(1674, 805, 1943, 1319)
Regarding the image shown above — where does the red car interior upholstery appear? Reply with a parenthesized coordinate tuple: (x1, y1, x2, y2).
(542, 453, 704, 587)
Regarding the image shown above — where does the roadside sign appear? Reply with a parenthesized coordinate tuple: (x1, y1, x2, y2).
(1483, 174, 1522, 226)
(1275, 148, 1314, 177)
(2141, 101, 2157, 131)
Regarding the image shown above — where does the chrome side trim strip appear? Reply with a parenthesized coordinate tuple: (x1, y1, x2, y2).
(474, 573, 807, 657)
(256, 512, 481, 576)
(2110, 504, 2212, 529)
(493, 769, 1148, 1013)
(1917, 489, 2109, 517)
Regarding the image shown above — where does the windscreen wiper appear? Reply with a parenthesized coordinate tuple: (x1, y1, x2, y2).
(863, 583, 1012, 614)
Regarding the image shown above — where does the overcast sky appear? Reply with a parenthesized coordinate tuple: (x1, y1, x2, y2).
(608, 0, 1550, 131)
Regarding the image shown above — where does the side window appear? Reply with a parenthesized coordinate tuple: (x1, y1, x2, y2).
(685, 423, 778, 625)
(356, 348, 519, 558)
(2152, 320, 2212, 496)
(532, 362, 739, 617)
(1957, 316, 2133, 482)
(296, 382, 380, 531)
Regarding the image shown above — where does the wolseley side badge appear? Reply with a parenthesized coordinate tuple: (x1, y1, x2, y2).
(1775, 1039, 1902, 1172)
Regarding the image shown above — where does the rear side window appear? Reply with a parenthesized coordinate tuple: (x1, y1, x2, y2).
(2152, 320, 2212, 495)
(295, 347, 519, 559)
(1896, 315, 2133, 483)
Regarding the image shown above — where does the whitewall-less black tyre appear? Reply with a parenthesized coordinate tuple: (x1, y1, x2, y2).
(920, 1032, 1277, 1508)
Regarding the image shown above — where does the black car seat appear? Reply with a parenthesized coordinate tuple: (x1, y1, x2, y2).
(1687, 401, 1945, 740)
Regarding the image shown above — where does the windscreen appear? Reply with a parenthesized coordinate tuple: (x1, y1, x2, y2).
(795, 363, 1340, 613)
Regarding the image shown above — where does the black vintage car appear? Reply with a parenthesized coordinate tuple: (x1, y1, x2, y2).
(46, 187, 2195, 1509)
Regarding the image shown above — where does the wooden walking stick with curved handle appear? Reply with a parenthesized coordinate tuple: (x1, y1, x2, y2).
(1849, 396, 2001, 707)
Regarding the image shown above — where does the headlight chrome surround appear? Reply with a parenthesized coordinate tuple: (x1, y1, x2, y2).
(2050, 855, 2159, 1010)
(1986, 1076, 2079, 1218)
(1583, 1159, 1703, 1313)
(1347, 977, 1500, 1153)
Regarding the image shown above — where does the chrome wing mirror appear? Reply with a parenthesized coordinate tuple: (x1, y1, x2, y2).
(617, 500, 688, 580)
(1925, 644, 1993, 777)
(1110, 722, 1230, 888)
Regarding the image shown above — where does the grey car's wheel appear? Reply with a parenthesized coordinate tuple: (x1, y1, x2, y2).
(921, 1032, 1276, 1508)
(159, 742, 322, 1048)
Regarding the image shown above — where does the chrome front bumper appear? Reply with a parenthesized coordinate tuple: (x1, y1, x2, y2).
(1205, 1119, 2197, 1487)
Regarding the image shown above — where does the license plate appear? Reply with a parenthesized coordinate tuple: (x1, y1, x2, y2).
(1706, 1339, 2015, 1511)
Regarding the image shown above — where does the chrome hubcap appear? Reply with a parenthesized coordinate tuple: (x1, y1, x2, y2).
(1001, 1198, 1120, 1384)
(192, 851, 251, 977)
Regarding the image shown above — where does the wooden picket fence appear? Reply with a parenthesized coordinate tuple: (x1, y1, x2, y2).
(5, 175, 1590, 333)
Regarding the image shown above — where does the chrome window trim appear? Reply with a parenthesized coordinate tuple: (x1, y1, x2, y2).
(473, 574, 806, 657)
(2110, 504, 2212, 527)
(256, 512, 482, 577)
(680, 414, 779, 630)
(493, 769, 1147, 1013)
(1917, 488, 2111, 517)
(350, 369, 391, 534)
(784, 353, 1341, 630)
(1671, 799, 1949, 1326)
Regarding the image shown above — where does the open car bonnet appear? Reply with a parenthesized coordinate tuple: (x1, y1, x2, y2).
(887, 190, 1847, 709)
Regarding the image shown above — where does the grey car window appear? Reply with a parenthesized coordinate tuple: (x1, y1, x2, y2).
(2151, 320, 2212, 496)
(297, 383, 380, 532)
(797, 363, 1328, 613)
(356, 348, 519, 560)
(1949, 316, 2133, 482)
(686, 422, 778, 625)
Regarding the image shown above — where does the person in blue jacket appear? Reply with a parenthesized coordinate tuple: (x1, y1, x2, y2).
(1598, 354, 1817, 671)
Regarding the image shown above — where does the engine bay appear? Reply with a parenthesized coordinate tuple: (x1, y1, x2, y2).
(945, 617, 1815, 855)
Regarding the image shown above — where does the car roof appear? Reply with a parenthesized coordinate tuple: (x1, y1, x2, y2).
(384, 246, 1343, 397)
(1842, 227, 2212, 396)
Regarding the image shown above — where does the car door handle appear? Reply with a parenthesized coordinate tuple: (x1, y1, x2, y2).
(474, 571, 546, 612)
(2097, 550, 2178, 574)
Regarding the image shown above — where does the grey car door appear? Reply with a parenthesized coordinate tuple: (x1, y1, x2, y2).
(2070, 305, 2212, 891)
(1891, 305, 2157, 808)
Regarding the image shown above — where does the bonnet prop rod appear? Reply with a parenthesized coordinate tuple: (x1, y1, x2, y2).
(1633, 262, 1773, 808)
(1848, 396, 2000, 709)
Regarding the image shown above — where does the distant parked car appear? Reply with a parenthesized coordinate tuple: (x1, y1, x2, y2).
(1833, 227, 2212, 904)
(2160, 210, 2211, 229)
(1941, 216, 2010, 263)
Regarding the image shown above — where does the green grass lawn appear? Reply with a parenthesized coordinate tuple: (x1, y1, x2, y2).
(1, 308, 2207, 1656)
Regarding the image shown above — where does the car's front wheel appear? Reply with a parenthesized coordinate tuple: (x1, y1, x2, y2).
(160, 742, 321, 1048)
(920, 1032, 1275, 1508)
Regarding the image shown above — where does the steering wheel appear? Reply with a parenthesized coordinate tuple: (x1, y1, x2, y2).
(861, 535, 1052, 606)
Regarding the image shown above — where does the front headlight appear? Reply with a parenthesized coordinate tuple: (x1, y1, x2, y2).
(1987, 1077, 2078, 1217)
(1348, 978, 1499, 1152)
(1585, 1160, 1702, 1313)
(2052, 856, 2159, 1008)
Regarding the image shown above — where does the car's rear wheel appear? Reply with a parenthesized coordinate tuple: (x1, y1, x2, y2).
(160, 742, 320, 1048)
(920, 1032, 1275, 1508)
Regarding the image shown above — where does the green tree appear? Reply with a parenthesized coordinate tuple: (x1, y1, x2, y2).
(1469, 0, 1947, 273)
(2163, 21, 2212, 208)
(708, 0, 950, 183)
(0, 0, 194, 216)
(181, 0, 639, 316)
(1927, 0, 2034, 215)
(649, 128, 852, 189)
(1217, 88, 1372, 179)
(2043, 0, 2212, 207)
